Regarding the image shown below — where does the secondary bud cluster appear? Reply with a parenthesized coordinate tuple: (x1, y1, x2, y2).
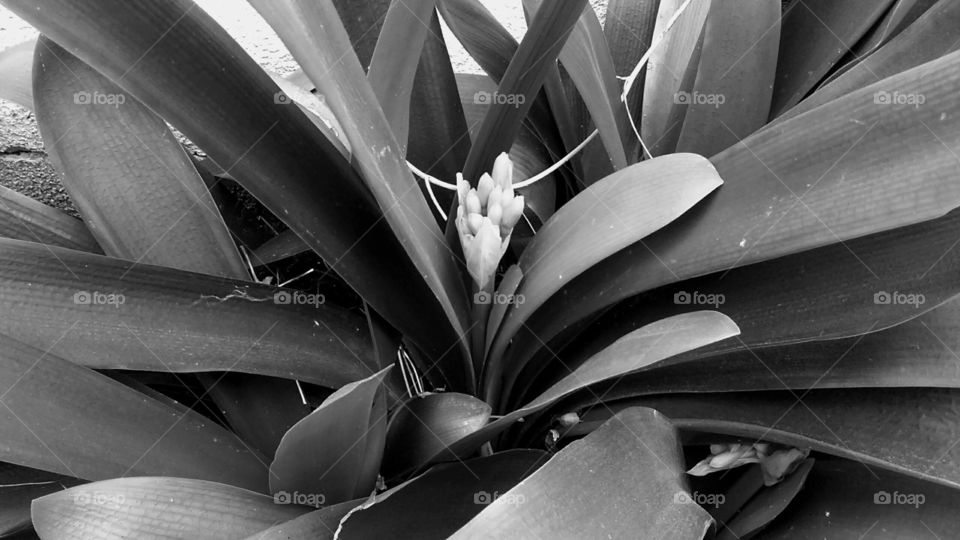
(687, 443, 809, 486)
(456, 152, 525, 289)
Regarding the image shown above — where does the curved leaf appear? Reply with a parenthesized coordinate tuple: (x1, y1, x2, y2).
(0, 37, 35, 109)
(519, 48, 960, 363)
(451, 408, 712, 539)
(251, 229, 310, 267)
(771, 0, 895, 117)
(0, 334, 265, 491)
(431, 313, 738, 468)
(338, 450, 549, 539)
(641, 0, 712, 156)
(248, 0, 472, 391)
(605, 0, 660, 162)
(31, 477, 307, 539)
(0, 185, 99, 253)
(1, 0, 457, 391)
(600, 388, 960, 489)
(536, 204, 960, 406)
(0, 237, 373, 387)
(382, 392, 491, 479)
(242, 499, 363, 540)
(676, 0, 781, 157)
(0, 464, 82, 537)
(780, 0, 960, 121)
(486, 154, 723, 397)
(460, 0, 588, 181)
(526, 0, 628, 170)
(269, 368, 391, 505)
(368, 0, 438, 152)
(716, 458, 814, 540)
(33, 37, 247, 280)
(757, 458, 960, 538)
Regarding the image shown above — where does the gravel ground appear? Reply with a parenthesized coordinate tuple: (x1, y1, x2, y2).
(0, 0, 607, 215)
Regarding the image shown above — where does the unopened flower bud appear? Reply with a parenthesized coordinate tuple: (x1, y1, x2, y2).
(466, 190, 482, 215)
(477, 173, 494, 208)
(492, 152, 513, 189)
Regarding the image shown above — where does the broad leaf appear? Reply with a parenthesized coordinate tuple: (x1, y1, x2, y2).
(460, 0, 588, 181)
(485, 154, 723, 397)
(2, 0, 458, 391)
(676, 0, 781, 157)
(770, 0, 895, 116)
(381, 392, 491, 479)
(757, 458, 960, 538)
(0, 464, 82, 537)
(249, 0, 473, 390)
(243, 499, 363, 540)
(0, 334, 265, 491)
(526, 0, 628, 170)
(780, 0, 960, 121)
(605, 0, 660, 162)
(641, 0, 712, 156)
(367, 0, 438, 152)
(451, 408, 712, 539)
(270, 368, 391, 505)
(0, 237, 373, 387)
(537, 204, 960, 405)
(716, 458, 814, 540)
(431, 313, 738, 468)
(338, 450, 549, 538)
(33, 37, 247, 280)
(519, 48, 960, 363)
(31, 477, 307, 539)
(598, 388, 960, 489)
(0, 185, 100, 253)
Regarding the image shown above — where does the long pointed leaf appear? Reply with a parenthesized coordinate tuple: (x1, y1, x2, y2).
(779, 0, 960, 121)
(1, 0, 455, 390)
(641, 0, 712, 156)
(0, 184, 99, 253)
(337, 450, 548, 538)
(248, 0, 472, 390)
(770, 0, 895, 116)
(269, 368, 391, 505)
(368, 0, 438, 152)
(486, 154, 722, 397)
(676, 0, 781, 156)
(31, 477, 307, 539)
(451, 408, 712, 539)
(0, 237, 372, 387)
(0, 335, 266, 490)
(461, 0, 588, 181)
(518, 47, 960, 362)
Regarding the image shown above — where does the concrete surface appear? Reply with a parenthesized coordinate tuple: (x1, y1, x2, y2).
(0, 0, 607, 216)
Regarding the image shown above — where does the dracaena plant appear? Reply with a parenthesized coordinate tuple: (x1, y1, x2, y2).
(0, 0, 959, 537)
